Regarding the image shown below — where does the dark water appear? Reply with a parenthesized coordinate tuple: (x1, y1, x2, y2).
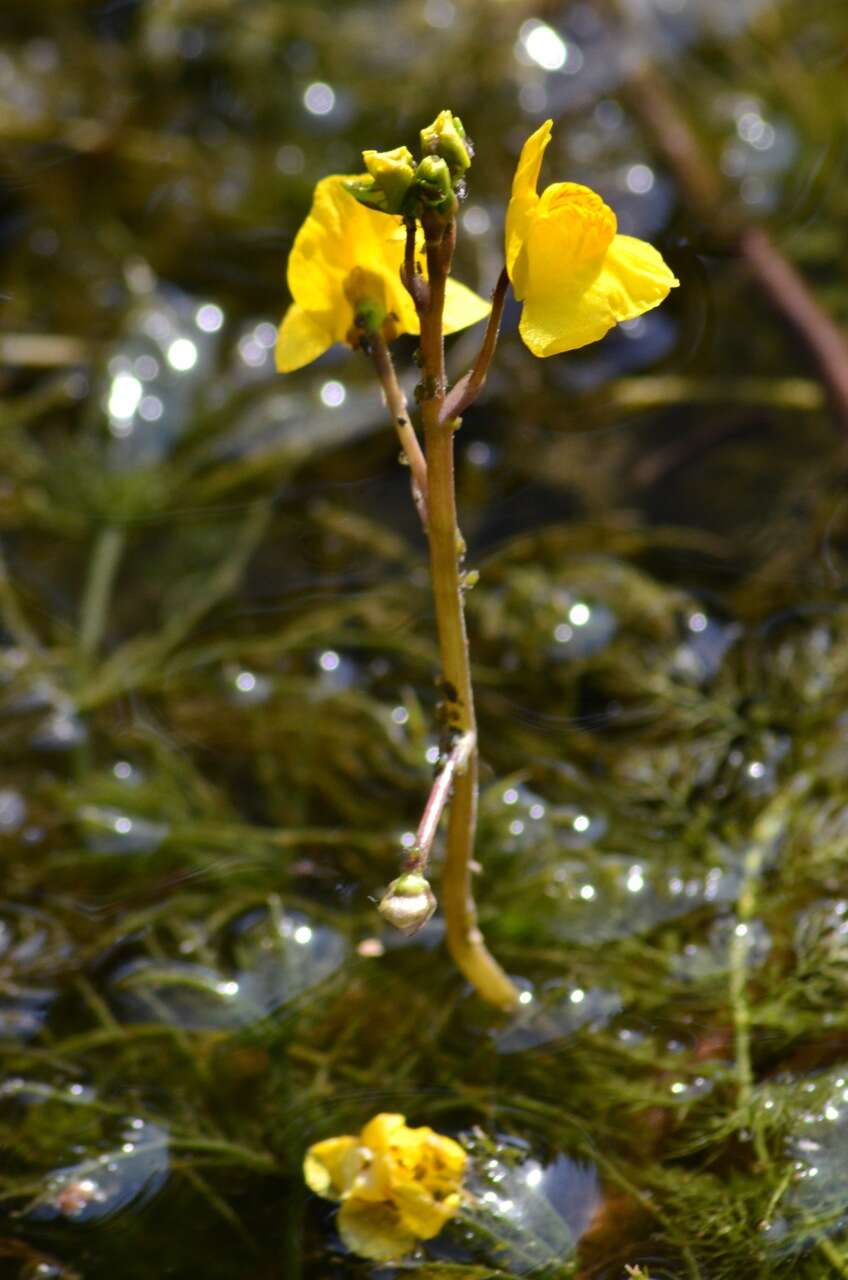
(2, 1, 848, 1276)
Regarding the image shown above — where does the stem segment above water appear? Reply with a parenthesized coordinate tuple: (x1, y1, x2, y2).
(415, 213, 519, 1011)
(369, 333, 428, 529)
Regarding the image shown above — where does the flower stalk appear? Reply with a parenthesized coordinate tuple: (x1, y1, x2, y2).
(407, 730, 475, 874)
(440, 266, 510, 424)
(412, 210, 519, 1011)
(276, 108, 678, 1013)
(368, 332, 428, 528)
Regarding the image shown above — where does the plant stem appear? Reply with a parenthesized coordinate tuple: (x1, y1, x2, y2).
(818, 1237, 848, 1279)
(369, 333, 428, 529)
(616, 42, 848, 434)
(439, 266, 510, 423)
(406, 731, 474, 873)
(402, 217, 429, 311)
(729, 787, 797, 1168)
(78, 524, 126, 665)
(416, 212, 518, 1011)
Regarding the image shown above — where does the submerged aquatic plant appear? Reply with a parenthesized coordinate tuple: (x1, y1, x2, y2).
(277, 110, 677, 1014)
(303, 1112, 467, 1262)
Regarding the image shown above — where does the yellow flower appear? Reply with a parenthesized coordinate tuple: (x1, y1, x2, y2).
(276, 176, 489, 374)
(506, 119, 679, 357)
(303, 1112, 467, 1262)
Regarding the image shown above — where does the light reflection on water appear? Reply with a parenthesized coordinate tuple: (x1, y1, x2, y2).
(106, 906, 347, 1029)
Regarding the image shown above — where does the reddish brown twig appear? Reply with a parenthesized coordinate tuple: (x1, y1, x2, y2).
(405, 731, 475, 874)
(439, 266, 510, 423)
(623, 66, 848, 434)
(400, 217, 429, 312)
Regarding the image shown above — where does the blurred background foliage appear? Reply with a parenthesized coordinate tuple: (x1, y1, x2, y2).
(2, 0, 848, 1277)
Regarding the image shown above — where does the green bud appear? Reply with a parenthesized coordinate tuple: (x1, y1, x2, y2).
(361, 145, 416, 213)
(414, 154, 455, 213)
(377, 871, 436, 936)
(420, 109, 472, 173)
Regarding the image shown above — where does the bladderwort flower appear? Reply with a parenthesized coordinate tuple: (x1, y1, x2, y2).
(303, 1113, 467, 1262)
(275, 175, 489, 373)
(506, 118, 679, 357)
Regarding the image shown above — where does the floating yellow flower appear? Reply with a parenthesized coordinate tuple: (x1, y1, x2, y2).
(276, 176, 489, 373)
(303, 1112, 467, 1262)
(506, 119, 679, 357)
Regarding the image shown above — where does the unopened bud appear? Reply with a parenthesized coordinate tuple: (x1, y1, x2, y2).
(420, 109, 472, 173)
(414, 155, 455, 213)
(377, 872, 437, 936)
(362, 145, 416, 213)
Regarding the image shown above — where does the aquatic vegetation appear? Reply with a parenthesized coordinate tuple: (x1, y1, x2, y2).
(4, 0, 848, 1276)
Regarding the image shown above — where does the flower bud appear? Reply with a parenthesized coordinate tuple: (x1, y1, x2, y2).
(420, 109, 472, 173)
(378, 872, 437, 936)
(414, 155, 455, 213)
(362, 145, 416, 213)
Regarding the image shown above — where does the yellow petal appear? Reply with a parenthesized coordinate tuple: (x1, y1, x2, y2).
(275, 304, 333, 374)
(303, 1136, 361, 1201)
(515, 183, 616, 306)
(285, 176, 419, 346)
(337, 1198, 416, 1262)
(359, 1113, 407, 1151)
(286, 177, 350, 311)
(382, 1126, 466, 1238)
(393, 1181, 461, 1239)
(443, 278, 491, 334)
(536, 183, 617, 263)
(511, 119, 554, 202)
(505, 119, 552, 283)
(587, 232, 679, 325)
(423, 1130, 467, 1180)
(517, 231, 678, 357)
(518, 285, 615, 357)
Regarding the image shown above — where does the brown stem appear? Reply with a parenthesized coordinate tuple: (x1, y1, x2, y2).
(623, 63, 848, 434)
(401, 217, 429, 312)
(416, 210, 518, 1011)
(369, 334, 429, 529)
(440, 266, 510, 423)
(739, 226, 848, 430)
(407, 731, 474, 873)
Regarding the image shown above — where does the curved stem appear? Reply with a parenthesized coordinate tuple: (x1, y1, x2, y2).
(369, 333, 428, 529)
(407, 730, 474, 874)
(401, 216, 429, 311)
(418, 213, 518, 1011)
(440, 266, 510, 423)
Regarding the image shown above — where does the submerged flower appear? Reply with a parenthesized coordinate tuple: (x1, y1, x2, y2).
(276, 176, 489, 373)
(303, 1112, 467, 1261)
(506, 119, 679, 357)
